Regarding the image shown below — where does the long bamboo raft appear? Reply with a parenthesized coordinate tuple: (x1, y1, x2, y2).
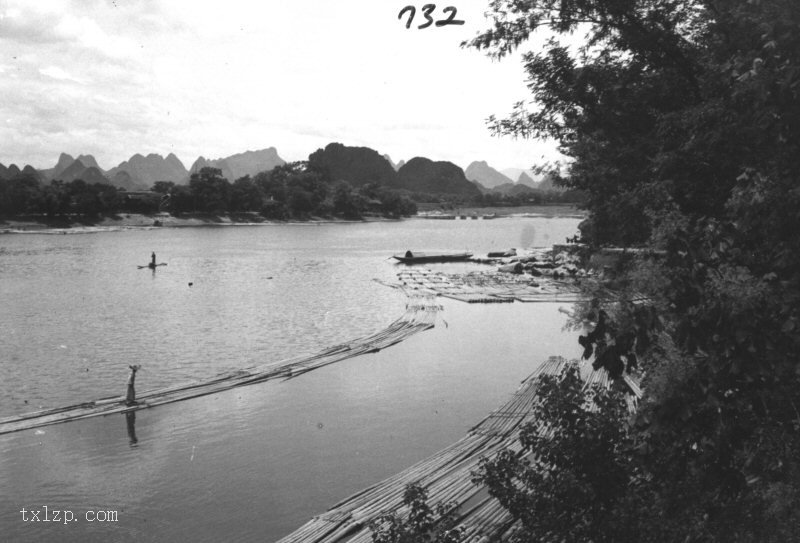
(278, 357, 642, 543)
(0, 294, 440, 436)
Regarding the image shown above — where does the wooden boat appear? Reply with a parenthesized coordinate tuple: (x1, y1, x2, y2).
(487, 248, 517, 258)
(422, 214, 456, 220)
(392, 251, 473, 264)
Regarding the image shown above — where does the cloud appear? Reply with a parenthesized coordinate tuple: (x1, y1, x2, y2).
(1, 1, 564, 170)
(39, 65, 87, 84)
(54, 13, 141, 60)
(0, 4, 65, 45)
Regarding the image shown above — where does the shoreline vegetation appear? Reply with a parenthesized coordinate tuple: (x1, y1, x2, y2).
(0, 160, 585, 234)
(0, 204, 584, 234)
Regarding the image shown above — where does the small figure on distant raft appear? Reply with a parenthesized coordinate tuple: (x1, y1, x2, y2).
(138, 253, 164, 269)
(405, 250, 413, 258)
(126, 364, 141, 406)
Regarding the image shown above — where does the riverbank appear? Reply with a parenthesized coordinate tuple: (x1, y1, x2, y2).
(415, 203, 585, 219)
(0, 206, 584, 234)
(0, 212, 399, 233)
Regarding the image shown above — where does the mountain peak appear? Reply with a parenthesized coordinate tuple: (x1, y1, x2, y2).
(56, 153, 73, 163)
(518, 171, 539, 188)
(190, 147, 285, 180)
(309, 143, 397, 187)
(464, 160, 513, 189)
(397, 157, 480, 195)
(76, 154, 101, 170)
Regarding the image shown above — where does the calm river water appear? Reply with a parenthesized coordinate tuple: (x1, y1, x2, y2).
(0, 214, 583, 542)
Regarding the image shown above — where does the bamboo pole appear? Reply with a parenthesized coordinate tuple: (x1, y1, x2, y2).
(0, 296, 441, 435)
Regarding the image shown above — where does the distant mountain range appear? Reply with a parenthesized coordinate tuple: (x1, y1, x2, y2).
(0, 148, 287, 190)
(0, 144, 549, 197)
(107, 153, 188, 189)
(0, 163, 42, 182)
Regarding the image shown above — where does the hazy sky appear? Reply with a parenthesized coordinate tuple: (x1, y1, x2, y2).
(1, 0, 563, 172)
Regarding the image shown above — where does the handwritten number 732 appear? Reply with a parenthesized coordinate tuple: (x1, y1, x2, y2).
(399, 5, 464, 29)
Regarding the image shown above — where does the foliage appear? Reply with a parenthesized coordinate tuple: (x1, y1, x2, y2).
(229, 175, 262, 212)
(0, 176, 121, 218)
(475, 364, 634, 542)
(150, 181, 175, 194)
(369, 484, 464, 543)
(0, 174, 43, 215)
(1, 160, 420, 221)
(470, 187, 586, 207)
(189, 167, 231, 213)
(333, 181, 364, 220)
(463, 0, 800, 541)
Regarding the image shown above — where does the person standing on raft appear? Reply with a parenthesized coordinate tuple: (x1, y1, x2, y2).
(151, 252, 156, 267)
(126, 365, 141, 406)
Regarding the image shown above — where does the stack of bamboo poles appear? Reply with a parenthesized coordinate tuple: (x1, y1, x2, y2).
(0, 296, 440, 436)
(277, 356, 643, 543)
(395, 269, 585, 304)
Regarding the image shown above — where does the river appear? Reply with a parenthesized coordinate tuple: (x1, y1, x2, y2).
(0, 214, 583, 542)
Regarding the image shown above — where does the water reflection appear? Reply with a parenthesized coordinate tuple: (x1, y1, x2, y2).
(125, 411, 138, 446)
(519, 223, 537, 247)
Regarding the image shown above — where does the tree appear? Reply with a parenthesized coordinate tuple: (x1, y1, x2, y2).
(369, 484, 464, 543)
(151, 181, 175, 194)
(465, 1, 800, 540)
(229, 175, 263, 212)
(0, 175, 43, 216)
(333, 181, 363, 219)
(189, 167, 231, 213)
(379, 191, 417, 218)
(169, 185, 194, 213)
(40, 180, 70, 217)
(475, 364, 634, 542)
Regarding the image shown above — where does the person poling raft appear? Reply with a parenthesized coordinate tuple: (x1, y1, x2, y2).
(126, 364, 141, 406)
(138, 251, 167, 269)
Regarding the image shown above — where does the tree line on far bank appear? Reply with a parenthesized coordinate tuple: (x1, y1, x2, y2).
(0, 162, 418, 221)
(0, 163, 583, 222)
(160, 162, 418, 220)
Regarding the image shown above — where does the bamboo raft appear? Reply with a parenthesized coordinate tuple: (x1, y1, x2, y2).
(395, 269, 585, 303)
(278, 357, 642, 543)
(0, 295, 440, 436)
